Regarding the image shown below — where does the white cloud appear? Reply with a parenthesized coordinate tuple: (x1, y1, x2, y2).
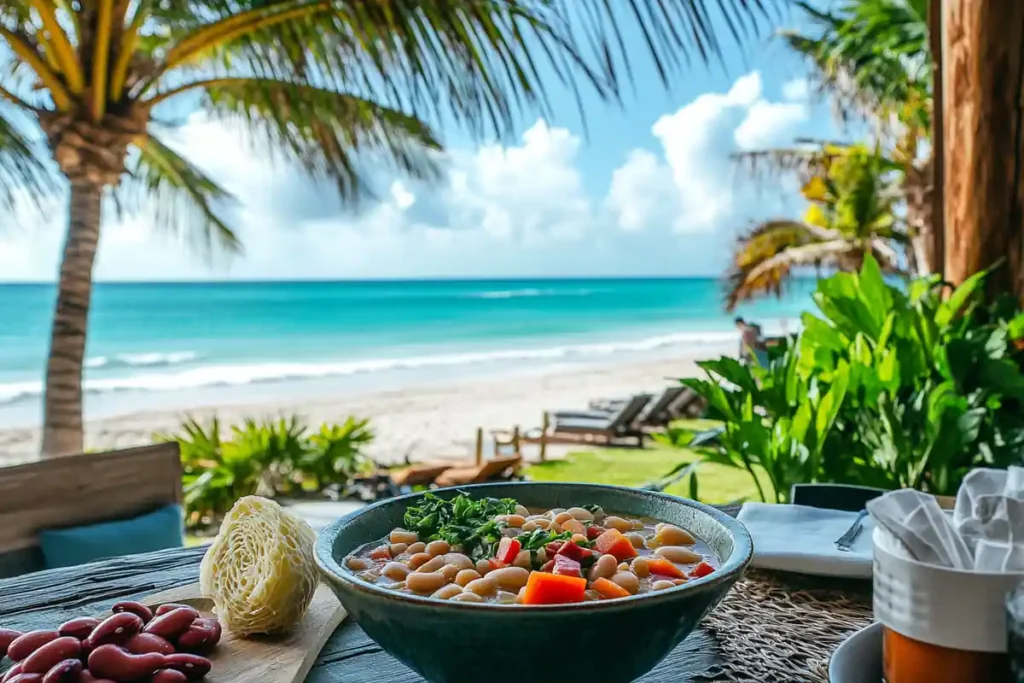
(782, 77, 812, 102)
(1, 72, 813, 281)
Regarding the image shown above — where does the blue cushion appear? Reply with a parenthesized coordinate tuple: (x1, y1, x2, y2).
(39, 504, 185, 570)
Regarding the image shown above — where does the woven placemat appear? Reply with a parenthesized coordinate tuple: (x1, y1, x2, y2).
(697, 569, 874, 682)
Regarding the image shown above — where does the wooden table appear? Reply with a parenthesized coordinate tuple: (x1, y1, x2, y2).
(0, 504, 822, 682)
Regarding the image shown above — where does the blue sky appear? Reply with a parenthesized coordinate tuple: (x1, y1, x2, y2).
(0, 4, 844, 282)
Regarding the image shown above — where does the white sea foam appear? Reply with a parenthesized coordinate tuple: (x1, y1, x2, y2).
(85, 351, 199, 369)
(0, 330, 743, 406)
(472, 288, 600, 299)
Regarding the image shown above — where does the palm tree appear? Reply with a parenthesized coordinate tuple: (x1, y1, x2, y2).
(779, 0, 938, 273)
(0, 1, 780, 456)
(726, 143, 908, 310)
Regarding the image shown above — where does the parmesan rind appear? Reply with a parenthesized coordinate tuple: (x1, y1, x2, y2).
(200, 496, 318, 636)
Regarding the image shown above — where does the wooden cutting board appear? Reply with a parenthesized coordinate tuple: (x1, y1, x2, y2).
(130, 583, 347, 683)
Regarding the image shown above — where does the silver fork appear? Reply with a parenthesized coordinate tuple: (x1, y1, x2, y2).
(834, 510, 869, 552)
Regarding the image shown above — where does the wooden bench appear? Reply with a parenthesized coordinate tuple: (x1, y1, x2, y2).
(0, 443, 182, 577)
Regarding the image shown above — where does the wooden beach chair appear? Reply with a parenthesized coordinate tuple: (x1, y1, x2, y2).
(434, 454, 523, 488)
(0, 443, 182, 577)
(390, 462, 454, 487)
(544, 394, 650, 447)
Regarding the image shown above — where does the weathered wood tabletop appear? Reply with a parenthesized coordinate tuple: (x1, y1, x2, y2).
(0, 504, 751, 682)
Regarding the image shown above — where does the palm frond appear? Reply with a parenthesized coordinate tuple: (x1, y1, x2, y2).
(117, 134, 240, 256)
(0, 111, 56, 214)
(191, 78, 443, 204)
(140, 0, 782, 140)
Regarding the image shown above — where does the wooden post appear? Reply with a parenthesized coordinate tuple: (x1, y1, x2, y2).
(474, 427, 483, 466)
(943, 0, 1024, 298)
(927, 0, 944, 278)
(511, 426, 520, 456)
(539, 412, 549, 462)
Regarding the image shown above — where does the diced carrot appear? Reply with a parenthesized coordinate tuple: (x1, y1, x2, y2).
(689, 561, 715, 579)
(646, 558, 686, 579)
(521, 571, 587, 605)
(591, 577, 630, 600)
(369, 546, 391, 561)
(594, 529, 638, 561)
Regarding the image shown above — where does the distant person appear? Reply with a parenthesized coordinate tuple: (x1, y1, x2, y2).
(734, 317, 763, 363)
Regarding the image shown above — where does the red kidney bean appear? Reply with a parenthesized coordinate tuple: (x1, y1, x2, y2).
(150, 671, 188, 683)
(85, 614, 143, 648)
(162, 654, 211, 681)
(174, 618, 221, 655)
(7, 632, 59, 663)
(56, 617, 99, 641)
(0, 629, 23, 658)
(125, 634, 174, 656)
(21, 638, 81, 675)
(87, 646, 164, 682)
(141, 609, 198, 642)
(40, 659, 81, 683)
(1, 663, 23, 683)
(153, 605, 191, 618)
(110, 603, 153, 624)
(77, 672, 117, 683)
(4, 674, 42, 683)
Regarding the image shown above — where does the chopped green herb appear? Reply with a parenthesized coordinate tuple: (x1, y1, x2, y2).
(403, 493, 518, 561)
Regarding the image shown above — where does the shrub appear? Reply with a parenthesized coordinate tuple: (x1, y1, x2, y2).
(159, 415, 373, 531)
(659, 257, 1024, 501)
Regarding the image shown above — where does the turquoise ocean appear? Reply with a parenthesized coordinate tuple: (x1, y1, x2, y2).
(0, 279, 814, 427)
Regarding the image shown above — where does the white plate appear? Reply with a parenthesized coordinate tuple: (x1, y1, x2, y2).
(829, 622, 883, 683)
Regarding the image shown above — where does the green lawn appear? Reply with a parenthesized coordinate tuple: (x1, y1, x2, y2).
(524, 434, 774, 505)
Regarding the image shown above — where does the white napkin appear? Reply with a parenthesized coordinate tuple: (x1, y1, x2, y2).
(737, 503, 874, 578)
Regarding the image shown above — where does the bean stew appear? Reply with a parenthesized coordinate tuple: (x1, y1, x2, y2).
(342, 493, 719, 605)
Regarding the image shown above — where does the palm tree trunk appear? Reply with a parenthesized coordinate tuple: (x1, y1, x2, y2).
(928, 0, 945, 279)
(41, 180, 103, 457)
(943, 0, 1024, 298)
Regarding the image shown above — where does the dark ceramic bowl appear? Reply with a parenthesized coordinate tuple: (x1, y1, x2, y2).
(315, 482, 752, 683)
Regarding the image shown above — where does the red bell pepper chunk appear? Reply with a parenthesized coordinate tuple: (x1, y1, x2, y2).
(546, 541, 565, 557)
(495, 537, 522, 564)
(555, 541, 592, 562)
(540, 559, 555, 573)
(586, 525, 606, 540)
(488, 558, 508, 571)
(552, 554, 582, 577)
(689, 561, 715, 579)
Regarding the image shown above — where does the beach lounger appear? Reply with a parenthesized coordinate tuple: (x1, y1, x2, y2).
(547, 394, 650, 447)
(634, 386, 687, 427)
(556, 393, 651, 421)
(390, 462, 454, 488)
(434, 454, 523, 488)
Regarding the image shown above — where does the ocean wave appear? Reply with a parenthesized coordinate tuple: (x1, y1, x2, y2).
(85, 351, 199, 369)
(0, 331, 743, 406)
(472, 288, 602, 299)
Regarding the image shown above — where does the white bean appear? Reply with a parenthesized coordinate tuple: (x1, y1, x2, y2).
(655, 546, 702, 564)
(529, 517, 551, 530)
(406, 542, 426, 554)
(535, 548, 547, 564)
(441, 564, 460, 583)
(389, 529, 418, 545)
(415, 555, 446, 573)
(652, 580, 676, 591)
(631, 519, 645, 530)
(455, 569, 481, 587)
(504, 515, 527, 528)
(382, 562, 411, 580)
(450, 591, 483, 603)
(389, 543, 408, 557)
(583, 590, 601, 601)
(495, 590, 518, 604)
(631, 557, 650, 578)
(443, 553, 474, 570)
(426, 540, 451, 557)
(475, 559, 492, 575)
(570, 533, 588, 545)
(624, 532, 646, 549)
(617, 561, 629, 572)
(488, 566, 530, 591)
(513, 550, 532, 569)
(567, 507, 594, 522)
(408, 552, 433, 569)
(431, 584, 464, 600)
(562, 519, 585, 536)
(604, 516, 632, 532)
(515, 504, 530, 517)
(611, 571, 640, 595)
(656, 524, 696, 546)
(465, 577, 497, 596)
(554, 511, 574, 525)
(346, 556, 372, 571)
(522, 521, 540, 532)
(588, 554, 618, 582)
(355, 570, 378, 582)
(406, 571, 447, 593)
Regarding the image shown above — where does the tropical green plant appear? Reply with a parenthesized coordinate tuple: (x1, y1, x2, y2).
(663, 256, 1024, 500)
(0, 1, 780, 458)
(159, 414, 374, 530)
(304, 418, 374, 491)
(726, 143, 908, 310)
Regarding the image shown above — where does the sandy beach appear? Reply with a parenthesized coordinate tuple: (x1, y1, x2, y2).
(0, 348, 728, 466)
